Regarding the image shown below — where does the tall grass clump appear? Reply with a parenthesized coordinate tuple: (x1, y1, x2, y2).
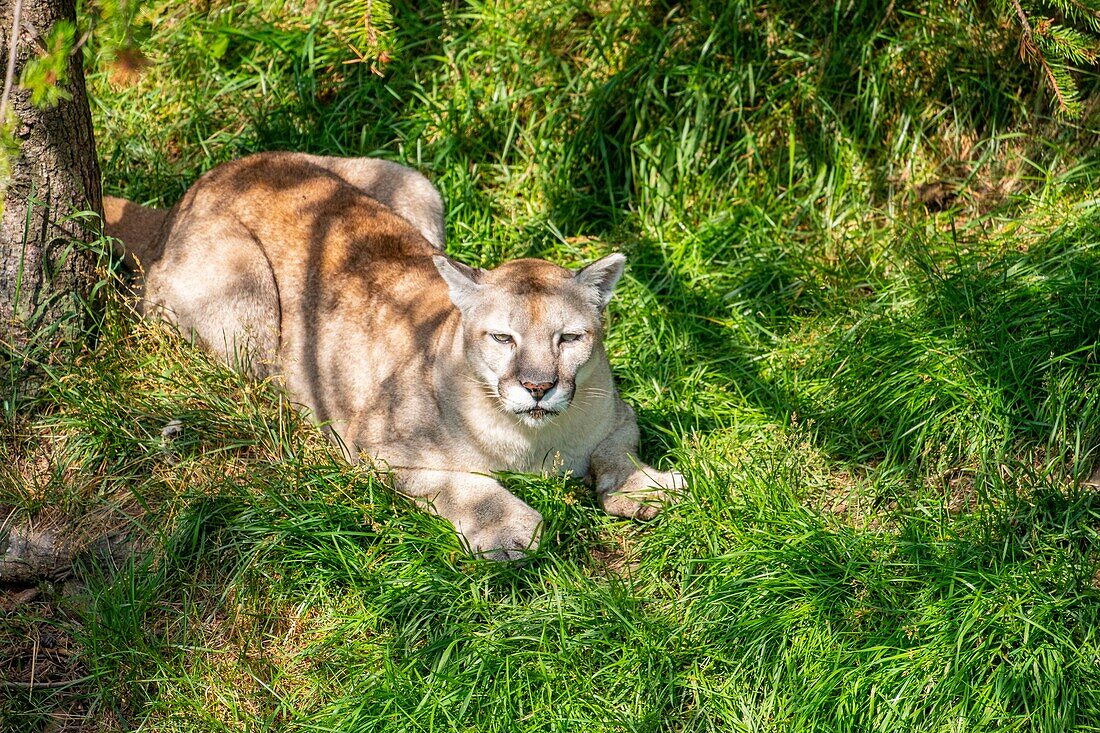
(3, 0, 1100, 730)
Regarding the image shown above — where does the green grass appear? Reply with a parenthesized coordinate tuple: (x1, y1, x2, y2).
(4, 0, 1100, 730)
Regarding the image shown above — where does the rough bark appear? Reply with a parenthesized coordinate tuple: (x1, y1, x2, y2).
(0, 0, 101, 386)
(0, 0, 104, 584)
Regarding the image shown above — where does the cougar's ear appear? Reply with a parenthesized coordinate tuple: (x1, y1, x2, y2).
(574, 253, 626, 310)
(433, 256, 484, 313)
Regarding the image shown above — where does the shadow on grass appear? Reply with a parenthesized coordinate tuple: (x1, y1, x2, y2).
(788, 211, 1100, 469)
(538, 0, 1036, 233)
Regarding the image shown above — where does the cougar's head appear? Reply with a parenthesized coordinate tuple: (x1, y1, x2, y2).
(433, 253, 625, 428)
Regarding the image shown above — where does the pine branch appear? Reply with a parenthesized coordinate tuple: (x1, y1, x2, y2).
(1011, 0, 1035, 41)
(1007, 0, 1098, 117)
(1038, 54, 1081, 115)
(1047, 0, 1100, 33)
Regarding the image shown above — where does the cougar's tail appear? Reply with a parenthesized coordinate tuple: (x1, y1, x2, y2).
(103, 196, 169, 271)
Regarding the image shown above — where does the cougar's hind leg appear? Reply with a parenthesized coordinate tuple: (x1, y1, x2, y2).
(141, 225, 280, 378)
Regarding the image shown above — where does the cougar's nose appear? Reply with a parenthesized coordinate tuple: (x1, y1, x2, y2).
(521, 380, 556, 400)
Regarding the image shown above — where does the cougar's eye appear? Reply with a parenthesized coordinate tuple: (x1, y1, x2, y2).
(560, 332, 584, 343)
(490, 333, 514, 344)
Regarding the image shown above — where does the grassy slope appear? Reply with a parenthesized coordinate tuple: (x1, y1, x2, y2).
(4, 0, 1100, 730)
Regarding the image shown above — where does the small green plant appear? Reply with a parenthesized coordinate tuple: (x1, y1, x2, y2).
(19, 20, 76, 107)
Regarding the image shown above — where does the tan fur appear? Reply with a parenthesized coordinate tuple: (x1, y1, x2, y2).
(103, 196, 169, 269)
(106, 152, 682, 560)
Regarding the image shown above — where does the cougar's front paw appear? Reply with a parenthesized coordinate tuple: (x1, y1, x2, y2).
(457, 500, 543, 562)
(599, 468, 684, 521)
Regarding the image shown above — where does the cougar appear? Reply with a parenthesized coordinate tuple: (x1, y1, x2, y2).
(104, 152, 682, 560)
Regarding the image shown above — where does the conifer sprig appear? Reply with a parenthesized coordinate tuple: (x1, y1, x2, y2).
(1007, 0, 1100, 117)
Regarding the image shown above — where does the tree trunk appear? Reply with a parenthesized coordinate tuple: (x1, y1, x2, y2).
(0, 0, 101, 392)
(0, 0, 103, 585)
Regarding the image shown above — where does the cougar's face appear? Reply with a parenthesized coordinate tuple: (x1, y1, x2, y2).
(466, 290, 600, 426)
(434, 254, 625, 428)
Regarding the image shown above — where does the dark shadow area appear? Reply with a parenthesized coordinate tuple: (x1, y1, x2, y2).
(783, 212, 1100, 467)
(540, 0, 1044, 234)
(914, 216, 1100, 449)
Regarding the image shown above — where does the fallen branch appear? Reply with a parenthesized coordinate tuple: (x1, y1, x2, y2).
(0, 674, 95, 690)
(0, 517, 137, 584)
(0, 524, 73, 582)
